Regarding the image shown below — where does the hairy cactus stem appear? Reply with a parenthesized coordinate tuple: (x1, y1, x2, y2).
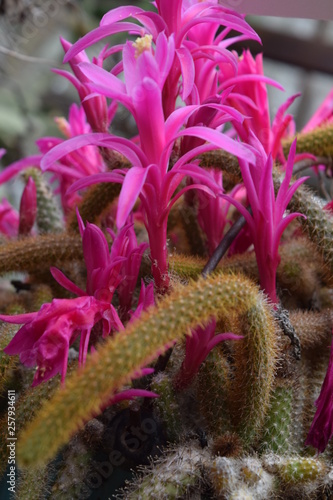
(17, 272, 277, 466)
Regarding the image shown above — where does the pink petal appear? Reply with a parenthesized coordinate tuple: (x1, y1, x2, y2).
(67, 172, 124, 196)
(0, 312, 38, 324)
(50, 267, 86, 297)
(176, 46, 195, 100)
(175, 126, 256, 164)
(63, 23, 142, 63)
(0, 155, 42, 184)
(100, 5, 145, 26)
(116, 166, 150, 228)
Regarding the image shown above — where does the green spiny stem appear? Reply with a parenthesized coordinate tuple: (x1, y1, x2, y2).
(283, 124, 333, 159)
(288, 361, 309, 454)
(121, 444, 206, 500)
(17, 272, 276, 466)
(259, 381, 294, 454)
(0, 233, 82, 274)
(16, 465, 51, 500)
(0, 374, 62, 476)
(196, 350, 232, 437)
(0, 323, 20, 394)
(67, 182, 121, 232)
(150, 372, 182, 443)
(229, 303, 277, 446)
(198, 151, 241, 183)
(277, 456, 327, 485)
(23, 168, 63, 233)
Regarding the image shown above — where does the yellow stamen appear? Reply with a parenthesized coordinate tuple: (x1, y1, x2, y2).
(133, 34, 153, 58)
(55, 117, 70, 138)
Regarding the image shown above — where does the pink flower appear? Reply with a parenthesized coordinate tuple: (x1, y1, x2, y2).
(0, 210, 153, 386)
(55, 37, 113, 133)
(53, 212, 148, 314)
(108, 225, 149, 319)
(0, 296, 119, 385)
(196, 171, 244, 256)
(174, 319, 242, 390)
(18, 177, 37, 236)
(222, 138, 307, 304)
(305, 334, 333, 453)
(43, 33, 255, 293)
(218, 50, 298, 160)
(0, 105, 106, 214)
(37, 104, 106, 212)
(0, 199, 19, 238)
(303, 86, 333, 132)
(63, 1, 259, 117)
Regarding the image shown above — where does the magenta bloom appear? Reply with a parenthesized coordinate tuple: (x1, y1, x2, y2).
(0, 297, 118, 385)
(63, 1, 259, 117)
(0, 199, 19, 238)
(56, 37, 113, 133)
(305, 335, 333, 453)
(42, 34, 255, 292)
(223, 139, 307, 304)
(174, 319, 242, 390)
(303, 85, 333, 132)
(0, 214, 150, 386)
(18, 177, 37, 236)
(0, 104, 106, 214)
(53, 212, 148, 316)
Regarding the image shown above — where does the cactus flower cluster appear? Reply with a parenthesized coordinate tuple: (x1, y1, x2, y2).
(0, 1, 333, 498)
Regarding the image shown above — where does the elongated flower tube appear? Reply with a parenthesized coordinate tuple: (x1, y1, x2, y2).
(0, 297, 119, 386)
(222, 139, 307, 304)
(0, 199, 19, 238)
(55, 37, 112, 133)
(18, 177, 37, 236)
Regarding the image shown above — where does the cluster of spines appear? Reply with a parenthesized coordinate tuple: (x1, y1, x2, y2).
(0, 323, 20, 395)
(0, 233, 82, 274)
(259, 381, 294, 455)
(196, 349, 232, 438)
(15, 464, 51, 500)
(282, 124, 333, 159)
(207, 455, 275, 499)
(120, 444, 206, 500)
(23, 168, 63, 234)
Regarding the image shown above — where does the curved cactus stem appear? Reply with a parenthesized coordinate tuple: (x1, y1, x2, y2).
(283, 125, 333, 159)
(16, 272, 277, 466)
(0, 233, 82, 275)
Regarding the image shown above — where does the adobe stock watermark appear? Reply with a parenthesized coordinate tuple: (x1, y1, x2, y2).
(71, 416, 158, 499)
(7, 390, 16, 495)
(0, 0, 71, 52)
